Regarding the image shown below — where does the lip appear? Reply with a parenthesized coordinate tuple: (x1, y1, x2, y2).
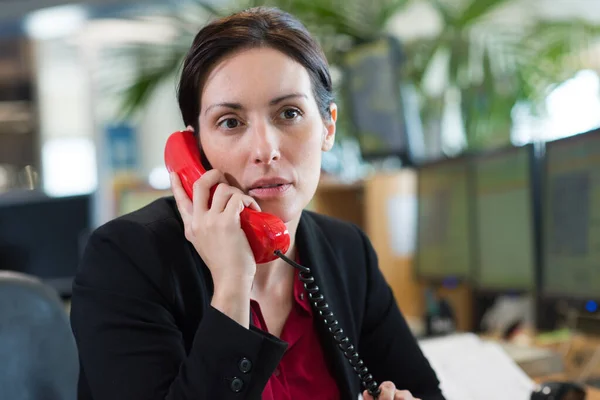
(248, 177, 290, 190)
(247, 177, 292, 199)
(249, 183, 291, 199)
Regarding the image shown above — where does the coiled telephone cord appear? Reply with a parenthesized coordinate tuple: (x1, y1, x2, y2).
(274, 250, 381, 399)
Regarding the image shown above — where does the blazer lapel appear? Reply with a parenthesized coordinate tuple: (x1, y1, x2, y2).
(296, 211, 359, 399)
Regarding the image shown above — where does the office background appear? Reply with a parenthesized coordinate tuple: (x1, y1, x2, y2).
(2, 0, 600, 397)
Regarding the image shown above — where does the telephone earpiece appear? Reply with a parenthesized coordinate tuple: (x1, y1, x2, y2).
(164, 130, 291, 264)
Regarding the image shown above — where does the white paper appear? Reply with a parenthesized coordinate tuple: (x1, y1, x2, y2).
(418, 333, 537, 400)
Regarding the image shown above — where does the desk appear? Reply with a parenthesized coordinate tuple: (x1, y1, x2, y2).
(480, 334, 600, 399)
(534, 375, 600, 400)
(531, 332, 600, 399)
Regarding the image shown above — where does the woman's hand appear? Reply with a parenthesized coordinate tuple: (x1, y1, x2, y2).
(363, 382, 421, 400)
(171, 168, 261, 325)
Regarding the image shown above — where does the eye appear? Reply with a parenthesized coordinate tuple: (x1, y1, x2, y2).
(279, 108, 302, 120)
(218, 118, 242, 130)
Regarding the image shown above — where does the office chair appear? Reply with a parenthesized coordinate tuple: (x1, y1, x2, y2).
(0, 271, 78, 400)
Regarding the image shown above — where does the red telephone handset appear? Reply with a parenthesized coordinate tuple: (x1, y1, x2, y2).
(164, 130, 291, 264)
(166, 130, 381, 397)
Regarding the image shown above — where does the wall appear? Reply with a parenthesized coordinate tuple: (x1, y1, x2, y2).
(30, 14, 180, 223)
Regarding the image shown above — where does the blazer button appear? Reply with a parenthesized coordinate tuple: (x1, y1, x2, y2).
(238, 357, 252, 374)
(230, 377, 244, 393)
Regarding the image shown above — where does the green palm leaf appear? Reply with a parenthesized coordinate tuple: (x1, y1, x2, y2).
(111, 0, 600, 151)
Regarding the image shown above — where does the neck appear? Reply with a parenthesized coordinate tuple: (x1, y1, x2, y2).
(252, 214, 301, 295)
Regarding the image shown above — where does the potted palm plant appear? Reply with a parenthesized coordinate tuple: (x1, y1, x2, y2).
(114, 0, 600, 156)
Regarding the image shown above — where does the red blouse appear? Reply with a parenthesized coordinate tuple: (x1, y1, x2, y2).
(250, 270, 340, 400)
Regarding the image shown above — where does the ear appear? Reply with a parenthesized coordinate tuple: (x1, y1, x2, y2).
(321, 103, 337, 152)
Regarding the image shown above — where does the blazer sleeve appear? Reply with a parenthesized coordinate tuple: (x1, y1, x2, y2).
(70, 219, 287, 400)
(354, 226, 446, 400)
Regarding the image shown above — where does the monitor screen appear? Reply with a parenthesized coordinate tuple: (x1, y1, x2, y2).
(543, 130, 600, 299)
(0, 192, 92, 296)
(472, 145, 536, 291)
(342, 37, 421, 164)
(416, 156, 471, 280)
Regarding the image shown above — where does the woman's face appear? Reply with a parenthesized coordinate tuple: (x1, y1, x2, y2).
(197, 47, 337, 223)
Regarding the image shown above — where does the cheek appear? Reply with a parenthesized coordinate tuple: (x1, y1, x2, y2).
(291, 132, 323, 189)
(289, 128, 322, 165)
(199, 134, 238, 172)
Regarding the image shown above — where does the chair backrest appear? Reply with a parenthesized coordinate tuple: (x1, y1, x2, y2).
(0, 271, 78, 400)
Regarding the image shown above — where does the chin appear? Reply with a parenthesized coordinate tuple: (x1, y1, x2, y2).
(256, 201, 302, 224)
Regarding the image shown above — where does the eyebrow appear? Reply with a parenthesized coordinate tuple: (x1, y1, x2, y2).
(269, 93, 307, 105)
(203, 93, 308, 115)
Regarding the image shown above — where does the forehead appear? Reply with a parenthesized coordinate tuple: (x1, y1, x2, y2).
(200, 47, 312, 105)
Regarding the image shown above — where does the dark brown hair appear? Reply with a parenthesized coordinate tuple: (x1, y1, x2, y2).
(177, 6, 334, 134)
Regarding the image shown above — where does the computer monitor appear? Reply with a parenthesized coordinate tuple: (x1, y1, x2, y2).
(342, 36, 425, 166)
(0, 191, 92, 296)
(542, 129, 600, 301)
(415, 155, 472, 282)
(471, 144, 538, 292)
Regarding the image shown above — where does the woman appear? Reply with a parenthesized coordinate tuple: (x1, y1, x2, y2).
(70, 7, 444, 400)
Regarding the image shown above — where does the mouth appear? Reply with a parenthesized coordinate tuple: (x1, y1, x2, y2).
(253, 183, 286, 189)
(248, 177, 291, 191)
(248, 181, 292, 198)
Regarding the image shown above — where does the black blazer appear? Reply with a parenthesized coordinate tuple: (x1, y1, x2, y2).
(70, 197, 444, 400)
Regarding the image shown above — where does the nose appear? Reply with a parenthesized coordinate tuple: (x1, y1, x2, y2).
(251, 122, 280, 165)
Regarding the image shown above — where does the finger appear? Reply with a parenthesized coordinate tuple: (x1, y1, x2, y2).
(210, 183, 237, 213)
(394, 390, 415, 399)
(223, 193, 259, 220)
(211, 184, 262, 213)
(370, 381, 396, 400)
(362, 389, 382, 400)
(243, 195, 261, 212)
(245, 195, 261, 212)
(192, 169, 228, 214)
(170, 172, 193, 219)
